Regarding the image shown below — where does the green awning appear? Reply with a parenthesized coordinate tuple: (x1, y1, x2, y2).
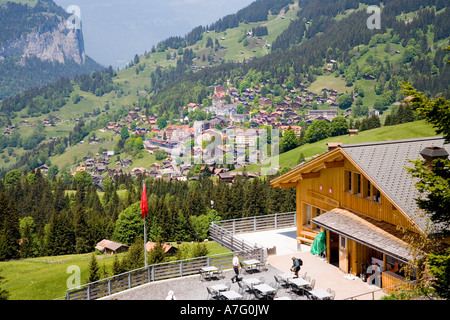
(310, 231, 326, 255)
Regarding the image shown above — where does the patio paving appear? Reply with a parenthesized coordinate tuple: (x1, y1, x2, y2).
(101, 227, 387, 300)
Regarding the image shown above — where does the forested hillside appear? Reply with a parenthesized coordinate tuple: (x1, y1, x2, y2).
(0, 0, 448, 177)
(144, 0, 449, 118)
(0, 170, 295, 260)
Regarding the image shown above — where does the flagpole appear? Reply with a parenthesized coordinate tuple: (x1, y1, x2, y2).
(142, 182, 148, 268)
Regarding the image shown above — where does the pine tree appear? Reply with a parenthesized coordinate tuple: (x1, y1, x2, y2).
(73, 205, 90, 254)
(0, 192, 20, 260)
(123, 237, 145, 270)
(87, 253, 100, 283)
(147, 237, 165, 265)
(112, 253, 124, 275)
(46, 209, 75, 256)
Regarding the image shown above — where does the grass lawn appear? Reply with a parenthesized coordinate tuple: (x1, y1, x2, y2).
(0, 241, 230, 300)
(308, 74, 353, 95)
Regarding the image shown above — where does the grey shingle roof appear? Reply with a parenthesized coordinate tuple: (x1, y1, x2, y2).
(312, 208, 414, 262)
(340, 136, 449, 233)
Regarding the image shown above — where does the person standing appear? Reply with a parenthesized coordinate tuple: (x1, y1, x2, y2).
(231, 253, 241, 283)
(290, 255, 302, 278)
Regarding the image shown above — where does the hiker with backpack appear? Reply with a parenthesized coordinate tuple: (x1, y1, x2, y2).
(290, 255, 303, 278)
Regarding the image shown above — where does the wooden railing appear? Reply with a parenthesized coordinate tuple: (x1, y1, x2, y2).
(65, 252, 242, 300)
(65, 212, 295, 300)
(211, 212, 296, 235)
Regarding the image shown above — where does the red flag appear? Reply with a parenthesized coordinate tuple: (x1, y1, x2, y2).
(140, 184, 148, 219)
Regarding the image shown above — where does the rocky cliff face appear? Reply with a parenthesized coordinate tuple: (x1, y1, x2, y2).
(0, 20, 86, 65)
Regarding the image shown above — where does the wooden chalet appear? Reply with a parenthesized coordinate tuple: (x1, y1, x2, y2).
(271, 136, 450, 290)
(146, 242, 177, 256)
(95, 239, 129, 255)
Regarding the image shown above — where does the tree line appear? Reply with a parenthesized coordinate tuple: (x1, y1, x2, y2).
(0, 168, 295, 261)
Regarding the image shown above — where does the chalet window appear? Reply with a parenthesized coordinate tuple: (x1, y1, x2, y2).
(365, 179, 372, 199)
(344, 170, 352, 192)
(372, 186, 381, 203)
(340, 236, 346, 249)
(306, 204, 311, 224)
(355, 173, 361, 195)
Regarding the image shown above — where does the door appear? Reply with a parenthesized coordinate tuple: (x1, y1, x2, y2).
(339, 235, 349, 273)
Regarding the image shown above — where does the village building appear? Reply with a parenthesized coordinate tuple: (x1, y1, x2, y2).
(270, 136, 450, 291)
(95, 239, 129, 255)
(145, 242, 178, 256)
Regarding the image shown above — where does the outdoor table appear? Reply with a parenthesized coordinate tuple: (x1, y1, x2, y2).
(288, 277, 309, 295)
(220, 290, 242, 300)
(243, 259, 261, 271)
(243, 277, 262, 288)
(308, 289, 333, 300)
(200, 266, 218, 280)
(253, 284, 276, 294)
(210, 284, 229, 292)
(278, 273, 294, 281)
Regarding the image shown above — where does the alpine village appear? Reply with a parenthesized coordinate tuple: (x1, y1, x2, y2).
(0, 0, 449, 305)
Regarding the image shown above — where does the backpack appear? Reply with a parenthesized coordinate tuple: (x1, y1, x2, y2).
(298, 258, 303, 266)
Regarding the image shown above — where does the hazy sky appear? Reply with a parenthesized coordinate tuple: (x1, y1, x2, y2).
(53, 0, 254, 68)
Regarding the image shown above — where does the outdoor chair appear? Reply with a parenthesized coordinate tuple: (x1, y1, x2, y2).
(300, 272, 307, 279)
(306, 279, 315, 291)
(199, 269, 206, 282)
(267, 282, 279, 300)
(253, 289, 266, 300)
(259, 276, 265, 284)
(237, 281, 252, 294)
(257, 261, 267, 271)
(206, 287, 219, 300)
(240, 262, 251, 273)
(241, 290, 252, 300)
(212, 265, 224, 279)
(326, 288, 336, 300)
(274, 275, 289, 290)
(225, 282, 232, 291)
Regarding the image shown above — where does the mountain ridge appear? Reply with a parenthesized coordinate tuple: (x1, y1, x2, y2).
(0, 0, 103, 99)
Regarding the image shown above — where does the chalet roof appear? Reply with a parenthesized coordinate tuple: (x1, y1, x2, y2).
(95, 239, 128, 252)
(340, 136, 449, 233)
(271, 136, 449, 235)
(312, 208, 415, 263)
(145, 241, 176, 253)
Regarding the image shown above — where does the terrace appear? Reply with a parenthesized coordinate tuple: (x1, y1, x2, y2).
(95, 216, 391, 301)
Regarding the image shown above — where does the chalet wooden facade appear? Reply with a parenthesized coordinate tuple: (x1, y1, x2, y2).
(271, 136, 450, 291)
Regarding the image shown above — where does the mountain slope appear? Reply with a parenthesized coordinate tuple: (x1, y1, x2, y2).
(0, 0, 448, 176)
(0, 0, 103, 99)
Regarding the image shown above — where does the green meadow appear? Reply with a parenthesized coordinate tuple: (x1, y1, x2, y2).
(0, 241, 229, 300)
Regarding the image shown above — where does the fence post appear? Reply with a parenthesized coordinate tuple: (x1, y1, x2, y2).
(128, 272, 131, 289)
(87, 284, 90, 300)
(254, 217, 256, 231)
(108, 279, 111, 295)
(274, 213, 278, 229)
(148, 266, 151, 283)
(232, 220, 235, 234)
(180, 261, 183, 277)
